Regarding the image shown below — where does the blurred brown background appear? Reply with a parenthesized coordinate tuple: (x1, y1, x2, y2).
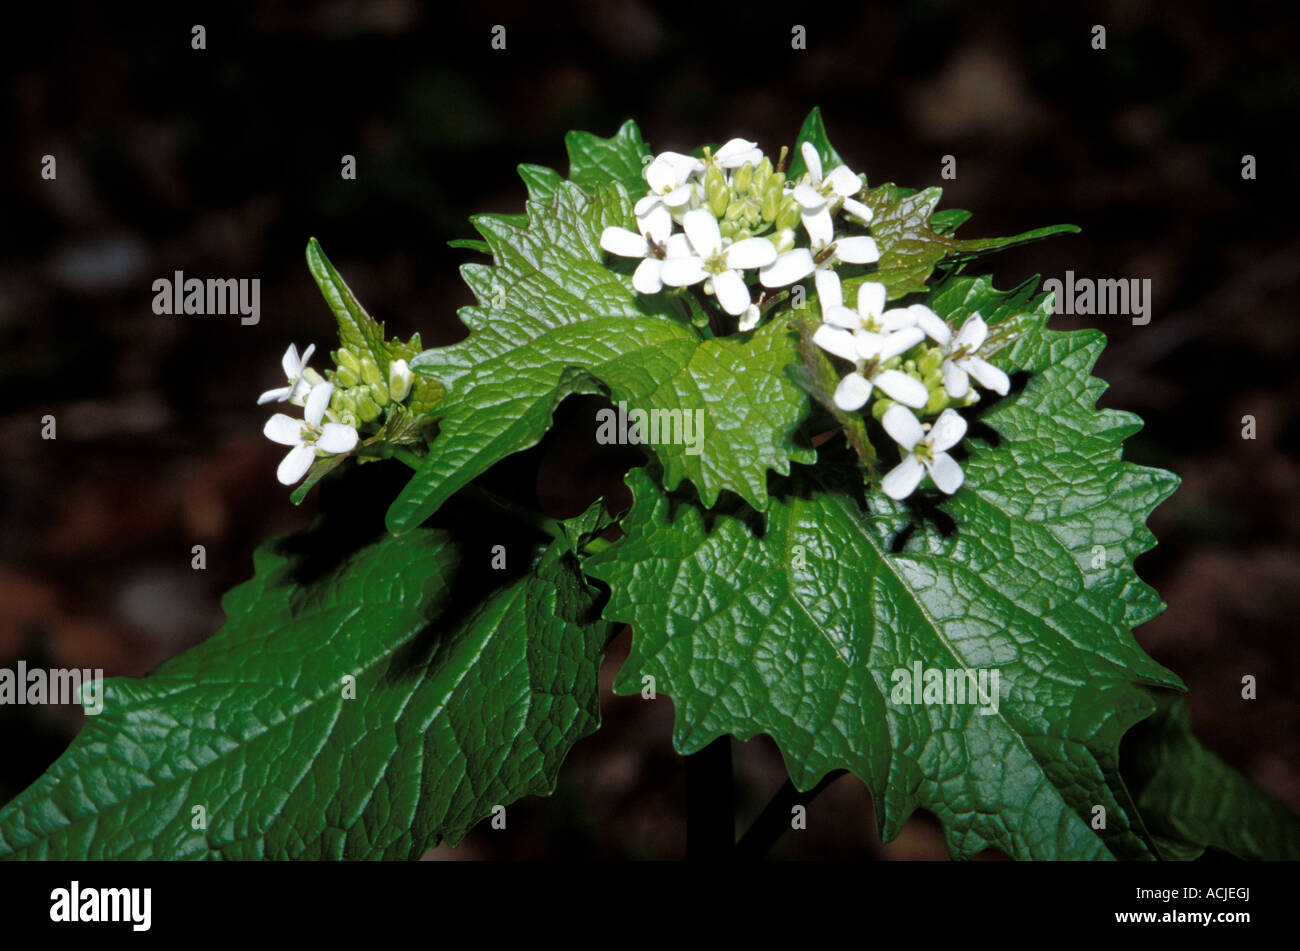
(2, 0, 1298, 858)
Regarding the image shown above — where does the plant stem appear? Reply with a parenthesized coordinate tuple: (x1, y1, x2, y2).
(684, 736, 734, 859)
(734, 769, 847, 859)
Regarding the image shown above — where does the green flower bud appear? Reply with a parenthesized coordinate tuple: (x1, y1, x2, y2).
(871, 397, 897, 422)
(775, 198, 801, 232)
(769, 228, 796, 253)
(724, 199, 747, 223)
(334, 366, 359, 389)
(719, 219, 738, 241)
(753, 157, 773, 192)
(360, 354, 384, 386)
(917, 346, 944, 377)
(705, 164, 729, 218)
(734, 161, 754, 194)
(924, 385, 949, 416)
(370, 381, 390, 408)
(760, 188, 779, 223)
(732, 227, 753, 241)
(337, 348, 363, 375)
(356, 391, 382, 422)
(388, 358, 412, 402)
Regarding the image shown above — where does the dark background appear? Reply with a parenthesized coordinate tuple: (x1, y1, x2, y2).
(2, 0, 1298, 859)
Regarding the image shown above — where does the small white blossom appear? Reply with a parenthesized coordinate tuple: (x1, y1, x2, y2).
(660, 209, 777, 316)
(793, 142, 873, 229)
(822, 282, 914, 335)
(880, 406, 967, 499)
(813, 326, 929, 411)
(641, 151, 705, 212)
(806, 231, 881, 310)
(263, 383, 358, 486)
(916, 311, 1011, 399)
(599, 203, 677, 294)
(258, 343, 319, 406)
(388, 359, 412, 402)
(711, 137, 764, 169)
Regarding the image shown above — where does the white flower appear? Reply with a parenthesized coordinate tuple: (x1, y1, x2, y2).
(738, 304, 762, 332)
(822, 282, 915, 335)
(257, 343, 318, 405)
(388, 359, 412, 402)
(263, 383, 358, 485)
(880, 406, 967, 499)
(806, 231, 881, 310)
(793, 142, 873, 228)
(711, 137, 763, 169)
(813, 326, 929, 411)
(917, 311, 1011, 399)
(641, 151, 705, 211)
(599, 203, 676, 294)
(660, 209, 777, 315)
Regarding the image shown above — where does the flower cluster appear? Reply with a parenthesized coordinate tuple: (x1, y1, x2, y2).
(600, 135, 1016, 501)
(600, 140, 879, 331)
(257, 342, 417, 485)
(812, 283, 1010, 499)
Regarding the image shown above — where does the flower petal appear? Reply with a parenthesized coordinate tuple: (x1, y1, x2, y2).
(759, 249, 815, 287)
(793, 183, 827, 210)
(814, 268, 843, 310)
(832, 373, 873, 411)
(882, 455, 925, 500)
(961, 356, 1010, 395)
(955, 312, 988, 350)
(632, 258, 664, 295)
(738, 304, 761, 332)
(840, 196, 874, 224)
(299, 343, 316, 370)
(800, 142, 823, 185)
(879, 308, 916, 333)
(304, 381, 334, 426)
(638, 204, 672, 244)
(832, 235, 880, 264)
(911, 305, 950, 343)
(264, 413, 303, 446)
(317, 422, 359, 454)
(276, 444, 316, 486)
(634, 194, 662, 217)
(943, 360, 969, 399)
(802, 207, 834, 247)
(281, 343, 301, 379)
(928, 408, 968, 452)
(645, 160, 678, 195)
(853, 330, 887, 360)
(857, 282, 887, 320)
(825, 165, 862, 198)
(258, 385, 292, 405)
(665, 233, 692, 258)
(661, 256, 708, 287)
(663, 184, 695, 207)
(925, 451, 964, 494)
(683, 209, 722, 256)
(715, 138, 761, 168)
(713, 269, 751, 316)
(878, 326, 925, 361)
(881, 405, 924, 450)
(724, 237, 778, 270)
(873, 369, 929, 408)
(823, 304, 861, 329)
(813, 325, 860, 362)
(600, 226, 650, 258)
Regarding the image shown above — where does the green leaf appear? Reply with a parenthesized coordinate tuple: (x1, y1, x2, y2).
(0, 525, 608, 858)
(585, 276, 1185, 860)
(448, 237, 492, 254)
(788, 107, 844, 180)
(859, 185, 1080, 300)
(517, 163, 564, 204)
(1123, 691, 1300, 860)
(305, 238, 394, 368)
(385, 181, 815, 533)
(564, 120, 651, 198)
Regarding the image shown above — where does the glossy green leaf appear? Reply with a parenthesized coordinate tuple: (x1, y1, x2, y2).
(585, 275, 1185, 860)
(0, 524, 607, 859)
